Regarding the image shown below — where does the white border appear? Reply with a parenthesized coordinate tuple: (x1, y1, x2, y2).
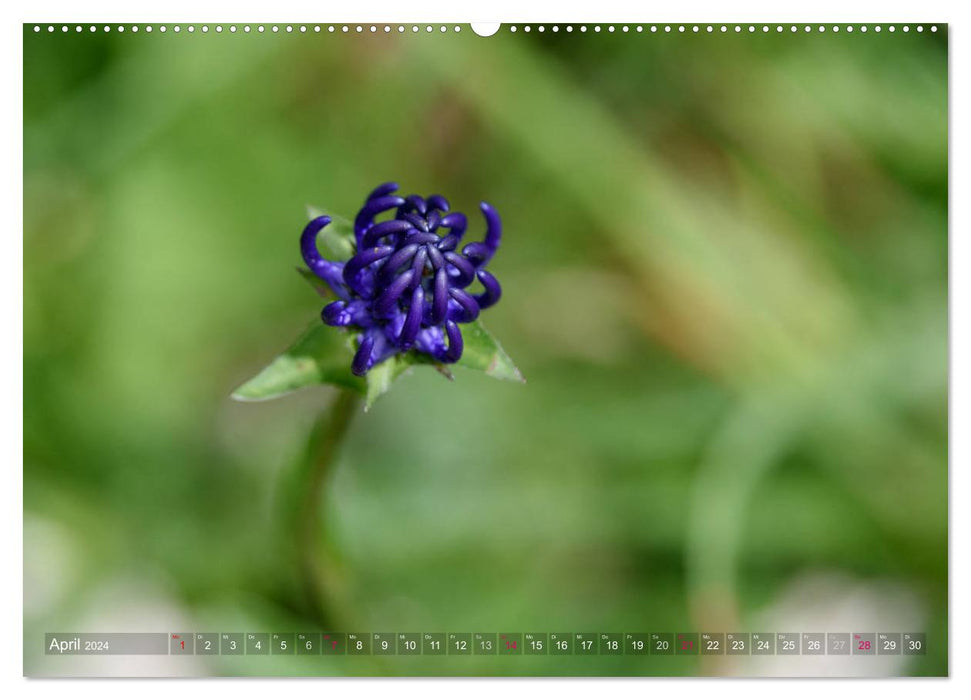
(4, 1, 963, 698)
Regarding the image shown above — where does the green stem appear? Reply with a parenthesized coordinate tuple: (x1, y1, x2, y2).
(290, 389, 361, 630)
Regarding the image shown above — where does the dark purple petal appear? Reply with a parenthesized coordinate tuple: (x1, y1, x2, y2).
(443, 320, 464, 363)
(449, 287, 480, 322)
(399, 286, 424, 348)
(425, 243, 445, 270)
(474, 270, 502, 310)
(367, 182, 399, 200)
(440, 212, 467, 239)
(401, 212, 428, 231)
(374, 270, 415, 316)
(322, 300, 351, 326)
(426, 210, 442, 231)
(409, 247, 429, 286)
(361, 219, 413, 249)
(342, 245, 394, 296)
(354, 195, 406, 240)
(300, 216, 349, 299)
(431, 268, 449, 324)
(352, 332, 376, 376)
(444, 251, 476, 287)
(461, 242, 493, 267)
(378, 243, 420, 284)
(427, 194, 449, 212)
(405, 195, 427, 215)
(480, 201, 502, 254)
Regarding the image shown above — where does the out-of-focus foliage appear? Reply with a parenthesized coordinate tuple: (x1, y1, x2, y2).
(23, 25, 946, 676)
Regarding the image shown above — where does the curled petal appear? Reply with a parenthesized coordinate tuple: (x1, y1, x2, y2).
(361, 219, 413, 249)
(442, 320, 464, 363)
(404, 195, 427, 215)
(404, 230, 440, 245)
(352, 331, 377, 376)
(425, 210, 442, 231)
(409, 247, 429, 287)
(354, 195, 406, 240)
(342, 245, 394, 296)
(367, 182, 399, 200)
(401, 212, 429, 231)
(427, 194, 449, 212)
(437, 233, 460, 251)
(431, 268, 449, 324)
(425, 243, 445, 270)
(480, 201, 502, 255)
(374, 270, 415, 316)
(449, 287, 480, 322)
(300, 216, 348, 299)
(474, 270, 502, 310)
(399, 286, 424, 348)
(462, 242, 493, 267)
(444, 251, 476, 287)
(322, 300, 351, 326)
(439, 212, 467, 242)
(378, 243, 420, 284)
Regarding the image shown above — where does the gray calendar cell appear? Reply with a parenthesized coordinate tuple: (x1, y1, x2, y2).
(852, 633, 876, 655)
(827, 633, 850, 655)
(878, 633, 901, 655)
(195, 633, 218, 656)
(777, 632, 799, 655)
(726, 633, 750, 655)
(701, 633, 725, 655)
(170, 633, 193, 655)
(752, 632, 774, 655)
(802, 633, 825, 655)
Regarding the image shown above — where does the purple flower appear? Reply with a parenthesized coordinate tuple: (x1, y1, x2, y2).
(301, 182, 503, 376)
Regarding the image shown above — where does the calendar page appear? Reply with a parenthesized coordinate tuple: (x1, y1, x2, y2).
(22, 20, 948, 678)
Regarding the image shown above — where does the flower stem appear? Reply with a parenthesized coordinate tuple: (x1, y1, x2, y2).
(289, 389, 361, 630)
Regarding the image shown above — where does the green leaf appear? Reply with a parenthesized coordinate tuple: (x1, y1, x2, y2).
(364, 354, 414, 411)
(456, 320, 525, 382)
(306, 205, 355, 261)
(232, 323, 365, 401)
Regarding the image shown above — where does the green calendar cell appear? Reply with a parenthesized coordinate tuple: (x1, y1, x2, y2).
(246, 633, 268, 656)
(574, 632, 597, 655)
(398, 633, 421, 655)
(372, 632, 395, 655)
(473, 632, 497, 655)
(271, 633, 294, 655)
(347, 633, 370, 655)
(626, 633, 650, 655)
(499, 633, 522, 655)
(599, 633, 623, 655)
(524, 632, 548, 655)
(550, 632, 572, 655)
(448, 633, 471, 655)
(423, 633, 446, 655)
(297, 633, 322, 655)
(650, 633, 673, 655)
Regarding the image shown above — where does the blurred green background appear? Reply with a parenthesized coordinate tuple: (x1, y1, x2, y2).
(23, 24, 947, 676)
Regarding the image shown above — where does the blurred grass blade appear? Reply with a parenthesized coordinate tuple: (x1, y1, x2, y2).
(232, 323, 365, 401)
